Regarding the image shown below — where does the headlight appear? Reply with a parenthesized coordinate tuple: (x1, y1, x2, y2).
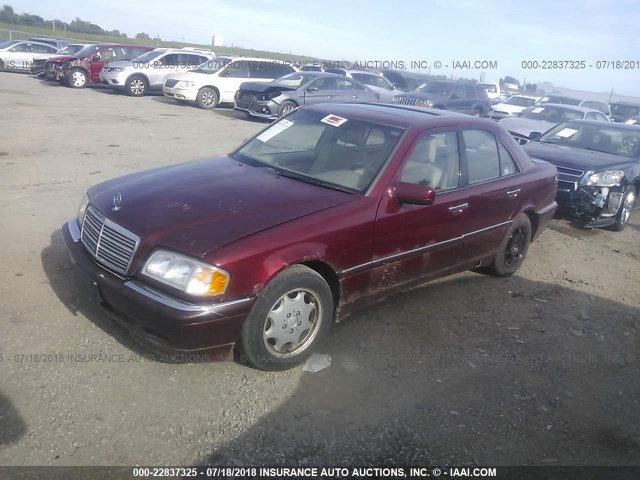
(177, 80, 196, 88)
(142, 250, 229, 297)
(585, 170, 624, 187)
(415, 99, 433, 107)
(111, 67, 125, 73)
(77, 193, 89, 226)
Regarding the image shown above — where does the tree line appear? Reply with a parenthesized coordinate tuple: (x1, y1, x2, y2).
(0, 5, 156, 40)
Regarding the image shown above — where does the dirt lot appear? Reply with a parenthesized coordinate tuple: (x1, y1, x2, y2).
(0, 72, 639, 469)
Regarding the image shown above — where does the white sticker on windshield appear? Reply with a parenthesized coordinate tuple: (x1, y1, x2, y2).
(625, 118, 638, 125)
(321, 114, 348, 127)
(256, 119, 294, 142)
(555, 127, 578, 138)
(531, 107, 545, 113)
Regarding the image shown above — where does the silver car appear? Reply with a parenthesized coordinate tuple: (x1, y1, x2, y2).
(100, 48, 216, 96)
(234, 72, 380, 120)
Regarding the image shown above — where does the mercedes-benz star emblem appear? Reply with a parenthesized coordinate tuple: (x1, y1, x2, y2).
(112, 193, 122, 212)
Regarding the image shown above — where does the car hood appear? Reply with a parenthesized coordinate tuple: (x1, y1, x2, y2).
(104, 60, 132, 69)
(492, 103, 525, 114)
(238, 81, 297, 93)
(498, 117, 555, 137)
(87, 156, 354, 258)
(523, 142, 635, 171)
(396, 91, 448, 102)
(48, 55, 76, 63)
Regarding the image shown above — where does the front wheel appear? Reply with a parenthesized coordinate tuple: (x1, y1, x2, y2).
(67, 69, 88, 88)
(195, 87, 218, 109)
(278, 100, 298, 118)
(239, 265, 333, 371)
(610, 186, 636, 232)
(126, 76, 147, 97)
(480, 213, 531, 277)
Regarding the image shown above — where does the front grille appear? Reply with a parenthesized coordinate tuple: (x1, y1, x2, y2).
(395, 97, 418, 106)
(33, 59, 46, 67)
(164, 79, 178, 88)
(81, 205, 140, 275)
(555, 165, 585, 192)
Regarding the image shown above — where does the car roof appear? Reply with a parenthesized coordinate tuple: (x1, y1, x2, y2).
(537, 102, 603, 113)
(303, 102, 482, 129)
(12, 40, 57, 47)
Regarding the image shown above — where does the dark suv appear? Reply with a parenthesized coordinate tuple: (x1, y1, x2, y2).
(44, 43, 153, 88)
(610, 102, 640, 122)
(394, 80, 491, 116)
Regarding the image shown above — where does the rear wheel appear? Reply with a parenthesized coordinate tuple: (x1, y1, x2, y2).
(126, 76, 147, 96)
(195, 87, 218, 109)
(239, 265, 333, 371)
(610, 186, 636, 232)
(479, 214, 531, 277)
(67, 69, 88, 88)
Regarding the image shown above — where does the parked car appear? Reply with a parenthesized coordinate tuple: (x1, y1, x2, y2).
(99, 48, 216, 96)
(487, 95, 540, 120)
(379, 69, 430, 92)
(324, 68, 403, 102)
(234, 72, 380, 120)
(610, 102, 640, 123)
(30, 43, 88, 76)
(393, 80, 491, 116)
(62, 102, 557, 370)
(534, 95, 581, 106)
(0, 40, 58, 72)
(523, 121, 640, 230)
(579, 100, 611, 118)
(163, 57, 296, 109)
(499, 103, 610, 142)
(28, 37, 69, 50)
(479, 82, 501, 101)
(44, 43, 153, 88)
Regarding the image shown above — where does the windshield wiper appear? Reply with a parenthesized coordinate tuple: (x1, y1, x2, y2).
(272, 168, 356, 194)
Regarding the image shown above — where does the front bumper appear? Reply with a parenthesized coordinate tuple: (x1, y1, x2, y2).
(99, 70, 128, 88)
(163, 86, 198, 102)
(62, 219, 255, 359)
(234, 98, 278, 120)
(556, 185, 625, 228)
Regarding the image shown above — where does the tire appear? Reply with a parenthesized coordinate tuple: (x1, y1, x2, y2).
(67, 69, 88, 88)
(480, 213, 531, 277)
(278, 100, 298, 118)
(239, 265, 333, 371)
(195, 87, 218, 109)
(0, 60, 4, 70)
(126, 75, 147, 97)
(610, 186, 636, 232)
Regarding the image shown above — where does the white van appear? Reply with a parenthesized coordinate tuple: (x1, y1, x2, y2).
(163, 57, 296, 109)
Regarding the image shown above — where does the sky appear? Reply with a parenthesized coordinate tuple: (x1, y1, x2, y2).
(9, 0, 640, 96)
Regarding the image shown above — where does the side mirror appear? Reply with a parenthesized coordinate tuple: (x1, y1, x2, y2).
(390, 182, 436, 206)
(529, 131, 542, 141)
(92, 55, 101, 62)
(306, 86, 318, 92)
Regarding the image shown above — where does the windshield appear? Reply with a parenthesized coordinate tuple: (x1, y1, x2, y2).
(193, 57, 231, 73)
(132, 50, 165, 63)
(535, 96, 581, 106)
(56, 44, 84, 55)
(72, 44, 99, 58)
(539, 122, 640, 158)
(232, 109, 404, 193)
(416, 81, 454, 95)
(273, 72, 319, 88)
(522, 105, 584, 122)
(611, 104, 640, 117)
(352, 73, 393, 90)
(503, 96, 537, 107)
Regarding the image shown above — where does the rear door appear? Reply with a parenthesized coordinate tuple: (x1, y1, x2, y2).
(301, 76, 342, 105)
(457, 128, 524, 265)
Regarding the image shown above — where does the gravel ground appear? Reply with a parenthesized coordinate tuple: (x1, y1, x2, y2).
(0, 72, 639, 469)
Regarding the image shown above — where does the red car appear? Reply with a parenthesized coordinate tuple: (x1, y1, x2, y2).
(62, 103, 558, 370)
(44, 43, 152, 88)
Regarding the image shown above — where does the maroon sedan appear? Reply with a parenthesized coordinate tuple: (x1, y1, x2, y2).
(62, 103, 558, 370)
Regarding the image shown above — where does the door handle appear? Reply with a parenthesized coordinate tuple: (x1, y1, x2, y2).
(352, 95, 359, 98)
(507, 188, 521, 198)
(448, 203, 469, 214)
(327, 95, 334, 99)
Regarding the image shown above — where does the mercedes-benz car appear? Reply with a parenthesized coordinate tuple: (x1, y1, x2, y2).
(62, 103, 557, 370)
(523, 120, 640, 230)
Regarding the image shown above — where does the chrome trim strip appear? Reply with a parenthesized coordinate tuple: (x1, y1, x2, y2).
(449, 203, 469, 211)
(537, 201, 558, 215)
(67, 219, 81, 242)
(124, 281, 253, 313)
(339, 219, 513, 276)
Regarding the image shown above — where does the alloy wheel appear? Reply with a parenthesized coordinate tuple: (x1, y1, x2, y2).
(504, 227, 526, 268)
